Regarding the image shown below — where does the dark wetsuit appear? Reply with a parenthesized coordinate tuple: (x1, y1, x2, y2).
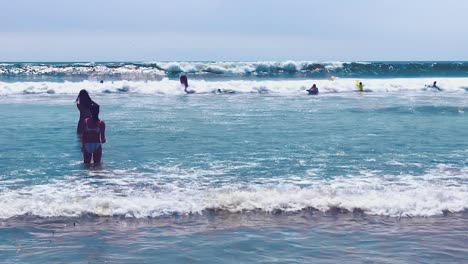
(307, 87, 319, 95)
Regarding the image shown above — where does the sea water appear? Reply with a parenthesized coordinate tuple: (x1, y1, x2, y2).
(0, 61, 467, 263)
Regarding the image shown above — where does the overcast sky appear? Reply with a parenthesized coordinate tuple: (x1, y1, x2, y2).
(1, 0, 467, 61)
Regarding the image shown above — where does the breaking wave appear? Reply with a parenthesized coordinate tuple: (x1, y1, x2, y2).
(1, 77, 467, 96)
(0, 164, 466, 219)
(1, 61, 468, 81)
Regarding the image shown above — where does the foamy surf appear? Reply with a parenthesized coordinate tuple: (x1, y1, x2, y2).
(0, 77, 467, 96)
(1, 165, 466, 219)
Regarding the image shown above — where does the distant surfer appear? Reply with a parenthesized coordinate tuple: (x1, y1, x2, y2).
(215, 88, 236, 94)
(81, 104, 106, 165)
(306, 84, 319, 95)
(355, 81, 371, 92)
(180, 75, 195, 94)
(76, 89, 99, 135)
(425, 81, 441, 91)
(357, 81, 364, 92)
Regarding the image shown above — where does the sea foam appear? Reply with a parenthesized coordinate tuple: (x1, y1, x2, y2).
(0, 165, 466, 219)
(0, 78, 467, 96)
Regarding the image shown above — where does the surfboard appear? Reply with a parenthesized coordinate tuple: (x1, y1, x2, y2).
(355, 80, 365, 88)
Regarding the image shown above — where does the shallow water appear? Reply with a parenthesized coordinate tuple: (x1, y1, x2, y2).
(1, 213, 467, 263)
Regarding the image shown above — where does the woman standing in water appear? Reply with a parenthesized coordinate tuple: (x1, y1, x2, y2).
(76, 89, 98, 135)
(81, 104, 106, 165)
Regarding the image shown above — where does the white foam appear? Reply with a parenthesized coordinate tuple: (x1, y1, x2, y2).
(0, 166, 466, 219)
(1, 77, 467, 96)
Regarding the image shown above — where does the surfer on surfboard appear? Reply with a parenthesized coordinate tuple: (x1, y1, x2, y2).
(356, 81, 371, 92)
(424, 81, 442, 91)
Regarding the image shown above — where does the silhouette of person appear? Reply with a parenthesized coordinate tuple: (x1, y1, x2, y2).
(180, 75, 195, 94)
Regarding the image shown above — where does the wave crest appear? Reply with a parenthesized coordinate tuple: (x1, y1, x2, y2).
(2, 61, 468, 80)
(1, 166, 466, 219)
(1, 77, 467, 95)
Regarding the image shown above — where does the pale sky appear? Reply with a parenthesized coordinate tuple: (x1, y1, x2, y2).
(1, 0, 467, 61)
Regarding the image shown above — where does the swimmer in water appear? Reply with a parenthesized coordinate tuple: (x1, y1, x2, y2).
(180, 75, 195, 94)
(306, 84, 319, 95)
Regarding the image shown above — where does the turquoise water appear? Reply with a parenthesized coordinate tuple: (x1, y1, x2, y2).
(1, 62, 468, 262)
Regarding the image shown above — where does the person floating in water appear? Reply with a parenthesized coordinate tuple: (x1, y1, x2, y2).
(180, 75, 195, 94)
(81, 104, 106, 165)
(306, 84, 319, 95)
(76, 89, 99, 135)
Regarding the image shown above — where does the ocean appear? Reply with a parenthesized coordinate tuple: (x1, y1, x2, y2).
(0, 61, 467, 263)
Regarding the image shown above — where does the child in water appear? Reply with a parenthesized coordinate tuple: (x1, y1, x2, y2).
(81, 104, 106, 165)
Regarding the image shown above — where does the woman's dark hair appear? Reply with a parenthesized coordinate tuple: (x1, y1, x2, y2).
(77, 89, 92, 107)
(90, 104, 100, 121)
(180, 75, 188, 87)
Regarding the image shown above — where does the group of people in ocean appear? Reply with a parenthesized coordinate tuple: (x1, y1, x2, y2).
(179, 74, 323, 95)
(307, 80, 441, 94)
(76, 75, 207, 165)
(179, 75, 442, 96)
(76, 76, 442, 165)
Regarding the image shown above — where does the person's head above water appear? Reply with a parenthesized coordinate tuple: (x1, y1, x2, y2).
(180, 75, 188, 87)
(77, 89, 92, 106)
(312, 84, 317, 88)
(90, 104, 100, 121)
(433, 81, 437, 86)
